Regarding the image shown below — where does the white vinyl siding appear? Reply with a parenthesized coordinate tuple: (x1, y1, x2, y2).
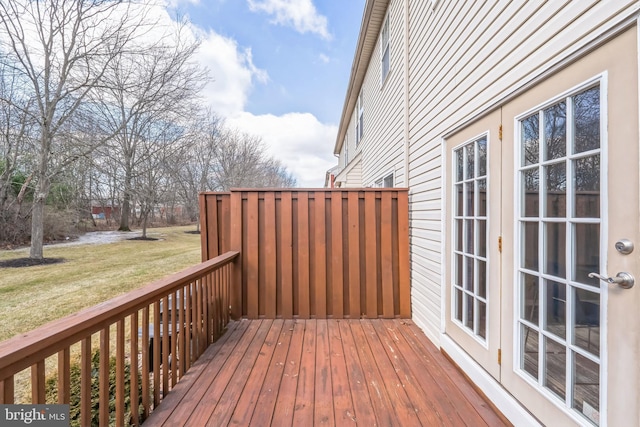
(381, 12, 390, 83)
(360, 0, 407, 188)
(406, 0, 640, 344)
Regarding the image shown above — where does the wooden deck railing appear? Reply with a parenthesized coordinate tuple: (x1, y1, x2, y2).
(0, 251, 238, 426)
(199, 189, 410, 319)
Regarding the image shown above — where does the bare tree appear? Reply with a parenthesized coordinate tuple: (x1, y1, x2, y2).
(0, 0, 154, 258)
(94, 20, 206, 231)
(210, 128, 297, 190)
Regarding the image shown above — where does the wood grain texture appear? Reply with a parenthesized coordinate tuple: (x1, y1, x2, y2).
(144, 319, 510, 427)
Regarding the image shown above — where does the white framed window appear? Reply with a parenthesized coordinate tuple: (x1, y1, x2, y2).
(355, 88, 364, 145)
(375, 171, 394, 188)
(343, 135, 349, 165)
(452, 136, 488, 341)
(380, 12, 390, 83)
(516, 83, 602, 426)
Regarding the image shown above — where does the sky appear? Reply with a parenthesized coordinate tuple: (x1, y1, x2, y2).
(167, 0, 366, 187)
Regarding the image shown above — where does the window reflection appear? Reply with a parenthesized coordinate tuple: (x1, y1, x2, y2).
(545, 280, 566, 339)
(574, 87, 600, 153)
(522, 114, 539, 166)
(574, 155, 600, 218)
(575, 223, 600, 287)
(546, 162, 566, 217)
(545, 222, 566, 278)
(544, 102, 567, 160)
(523, 169, 539, 217)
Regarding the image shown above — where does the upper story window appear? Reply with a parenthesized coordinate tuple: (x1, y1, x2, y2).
(356, 88, 364, 145)
(343, 135, 349, 164)
(381, 12, 390, 83)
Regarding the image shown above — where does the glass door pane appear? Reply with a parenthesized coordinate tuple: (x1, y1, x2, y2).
(517, 85, 602, 425)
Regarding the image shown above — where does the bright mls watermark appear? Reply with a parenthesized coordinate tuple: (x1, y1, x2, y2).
(1, 405, 69, 426)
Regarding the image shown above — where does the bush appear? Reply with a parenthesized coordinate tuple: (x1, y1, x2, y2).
(45, 349, 148, 427)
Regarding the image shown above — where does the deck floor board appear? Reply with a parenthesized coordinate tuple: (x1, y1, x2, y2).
(144, 319, 511, 427)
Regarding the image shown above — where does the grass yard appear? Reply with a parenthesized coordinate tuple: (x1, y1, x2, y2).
(0, 225, 202, 342)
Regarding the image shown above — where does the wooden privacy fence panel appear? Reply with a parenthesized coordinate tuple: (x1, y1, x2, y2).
(200, 189, 410, 319)
(0, 252, 238, 426)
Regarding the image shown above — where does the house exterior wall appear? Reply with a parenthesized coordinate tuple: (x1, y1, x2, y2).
(360, 0, 406, 187)
(335, 0, 407, 188)
(407, 0, 640, 344)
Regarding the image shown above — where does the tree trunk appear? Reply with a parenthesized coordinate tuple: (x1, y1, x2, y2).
(119, 169, 132, 231)
(29, 176, 49, 259)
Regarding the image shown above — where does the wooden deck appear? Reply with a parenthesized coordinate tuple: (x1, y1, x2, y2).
(144, 319, 510, 426)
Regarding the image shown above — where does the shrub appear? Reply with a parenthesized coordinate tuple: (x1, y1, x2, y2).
(45, 349, 148, 427)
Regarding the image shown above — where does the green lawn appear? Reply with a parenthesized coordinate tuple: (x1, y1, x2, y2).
(0, 225, 202, 342)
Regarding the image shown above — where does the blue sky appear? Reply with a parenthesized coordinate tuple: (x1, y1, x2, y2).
(168, 0, 366, 186)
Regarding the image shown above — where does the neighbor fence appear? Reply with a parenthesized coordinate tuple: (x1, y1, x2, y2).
(199, 189, 410, 320)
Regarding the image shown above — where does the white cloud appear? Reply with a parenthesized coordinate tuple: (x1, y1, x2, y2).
(196, 31, 268, 116)
(247, 0, 331, 40)
(192, 25, 337, 188)
(318, 53, 330, 64)
(227, 112, 337, 187)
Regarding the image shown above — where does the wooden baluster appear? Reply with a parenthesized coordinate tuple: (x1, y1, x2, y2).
(99, 328, 110, 427)
(202, 276, 209, 348)
(141, 307, 150, 419)
(116, 320, 125, 427)
(0, 376, 14, 404)
(171, 291, 178, 388)
(80, 338, 92, 427)
(31, 360, 45, 403)
(153, 301, 161, 407)
(161, 296, 169, 398)
(58, 348, 70, 404)
(185, 284, 192, 371)
(178, 287, 185, 380)
(195, 279, 202, 357)
(130, 312, 140, 426)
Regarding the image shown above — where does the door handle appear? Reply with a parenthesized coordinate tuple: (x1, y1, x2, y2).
(588, 272, 634, 289)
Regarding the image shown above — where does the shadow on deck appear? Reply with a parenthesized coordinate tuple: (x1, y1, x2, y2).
(144, 319, 510, 426)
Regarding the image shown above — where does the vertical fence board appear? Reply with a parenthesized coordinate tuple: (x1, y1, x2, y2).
(347, 192, 361, 318)
(199, 193, 208, 261)
(280, 193, 293, 318)
(330, 193, 344, 318)
(381, 192, 395, 318)
(314, 192, 327, 317)
(207, 195, 219, 258)
(264, 193, 277, 318)
(247, 192, 260, 318)
(297, 192, 310, 318)
(230, 192, 243, 319)
(397, 191, 411, 317)
(364, 192, 378, 318)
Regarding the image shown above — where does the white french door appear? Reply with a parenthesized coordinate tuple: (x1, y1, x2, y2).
(445, 27, 640, 427)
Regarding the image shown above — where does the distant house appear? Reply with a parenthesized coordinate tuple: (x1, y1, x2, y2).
(91, 205, 119, 221)
(332, 1, 640, 426)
